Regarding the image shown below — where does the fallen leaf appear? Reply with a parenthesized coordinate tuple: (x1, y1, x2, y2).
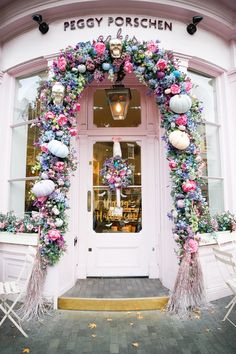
(205, 328, 210, 333)
(88, 323, 97, 329)
(132, 342, 139, 348)
(137, 314, 144, 319)
(22, 349, 30, 354)
(106, 318, 113, 322)
(194, 314, 201, 320)
(129, 322, 134, 326)
(91, 334, 97, 338)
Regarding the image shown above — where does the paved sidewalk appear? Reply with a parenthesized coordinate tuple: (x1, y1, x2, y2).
(0, 297, 236, 354)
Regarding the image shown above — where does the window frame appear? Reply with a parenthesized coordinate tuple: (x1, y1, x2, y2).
(8, 65, 48, 214)
(187, 66, 225, 214)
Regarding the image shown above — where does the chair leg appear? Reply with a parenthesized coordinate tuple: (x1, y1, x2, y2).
(2, 299, 21, 321)
(225, 296, 235, 309)
(0, 297, 28, 338)
(223, 297, 236, 323)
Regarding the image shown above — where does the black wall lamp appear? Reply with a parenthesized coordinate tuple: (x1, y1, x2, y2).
(186, 16, 203, 35)
(32, 14, 49, 34)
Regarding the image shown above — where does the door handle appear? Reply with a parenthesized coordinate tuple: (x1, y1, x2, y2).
(87, 190, 91, 212)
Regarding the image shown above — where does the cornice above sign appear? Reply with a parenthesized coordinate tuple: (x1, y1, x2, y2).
(64, 16, 172, 32)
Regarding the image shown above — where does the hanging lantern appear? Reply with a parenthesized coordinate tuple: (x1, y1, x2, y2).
(105, 85, 131, 120)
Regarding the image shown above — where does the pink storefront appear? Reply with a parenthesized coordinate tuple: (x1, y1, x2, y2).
(0, 0, 236, 307)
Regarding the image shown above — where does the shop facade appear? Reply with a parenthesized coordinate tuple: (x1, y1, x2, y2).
(0, 0, 236, 304)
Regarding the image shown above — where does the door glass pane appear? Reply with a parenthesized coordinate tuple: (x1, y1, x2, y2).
(93, 141, 142, 233)
(93, 89, 141, 128)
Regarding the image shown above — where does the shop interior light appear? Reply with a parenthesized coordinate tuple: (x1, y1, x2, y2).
(105, 85, 131, 120)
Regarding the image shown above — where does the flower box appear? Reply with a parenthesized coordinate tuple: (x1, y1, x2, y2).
(199, 230, 236, 246)
(0, 232, 38, 246)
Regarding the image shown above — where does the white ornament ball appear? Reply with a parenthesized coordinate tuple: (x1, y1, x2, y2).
(169, 94, 192, 114)
(48, 140, 69, 158)
(41, 172, 49, 180)
(169, 130, 190, 150)
(32, 180, 55, 197)
(78, 64, 86, 73)
(55, 218, 64, 227)
(178, 125, 186, 131)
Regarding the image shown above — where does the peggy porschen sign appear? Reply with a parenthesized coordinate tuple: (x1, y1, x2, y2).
(64, 16, 172, 32)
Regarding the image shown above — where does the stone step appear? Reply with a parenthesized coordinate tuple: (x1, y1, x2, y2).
(58, 296, 169, 311)
(58, 278, 169, 311)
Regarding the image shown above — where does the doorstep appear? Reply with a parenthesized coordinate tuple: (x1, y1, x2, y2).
(58, 278, 169, 311)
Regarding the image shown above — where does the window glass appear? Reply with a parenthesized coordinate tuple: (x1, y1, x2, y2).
(188, 70, 223, 215)
(9, 71, 46, 214)
(93, 89, 141, 128)
(188, 71, 217, 123)
(93, 141, 142, 233)
(13, 72, 46, 124)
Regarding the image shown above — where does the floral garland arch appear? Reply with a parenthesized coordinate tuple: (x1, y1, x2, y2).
(26, 38, 208, 317)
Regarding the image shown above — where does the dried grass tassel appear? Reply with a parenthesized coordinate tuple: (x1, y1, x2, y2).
(19, 248, 48, 321)
(166, 250, 205, 316)
(18, 228, 50, 321)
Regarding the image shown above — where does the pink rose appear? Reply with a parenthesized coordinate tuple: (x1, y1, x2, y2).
(124, 61, 133, 73)
(170, 84, 181, 94)
(169, 160, 177, 169)
(75, 103, 81, 112)
(57, 114, 68, 126)
(69, 128, 77, 136)
(45, 111, 55, 120)
(184, 239, 198, 253)
(94, 42, 106, 55)
(37, 196, 48, 203)
(176, 199, 185, 208)
(176, 114, 188, 126)
(181, 163, 187, 170)
(182, 180, 197, 193)
(185, 81, 192, 92)
(156, 59, 167, 71)
(17, 224, 25, 233)
(48, 229, 61, 241)
(55, 161, 65, 172)
(57, 57, 67, 71)
(147, 41, 158, 53)
(40, 143, 48, 152)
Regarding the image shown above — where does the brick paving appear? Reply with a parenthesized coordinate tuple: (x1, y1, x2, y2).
(62, 278, 169, 298)
(0, 296, 236, 354)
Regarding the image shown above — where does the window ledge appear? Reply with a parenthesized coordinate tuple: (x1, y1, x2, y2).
(199, 231, 236, 246)
(0, 232, 38, 246)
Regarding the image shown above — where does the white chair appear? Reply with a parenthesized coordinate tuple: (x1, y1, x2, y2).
(213, 246, 236, 327)
(0, 245, 36, 337)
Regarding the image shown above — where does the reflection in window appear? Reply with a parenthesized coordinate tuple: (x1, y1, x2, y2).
(93, 141, 142, 233)
(93, 89, 141, 128)
(188, 70, 223, 214)
(9, 71, 47, 214)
